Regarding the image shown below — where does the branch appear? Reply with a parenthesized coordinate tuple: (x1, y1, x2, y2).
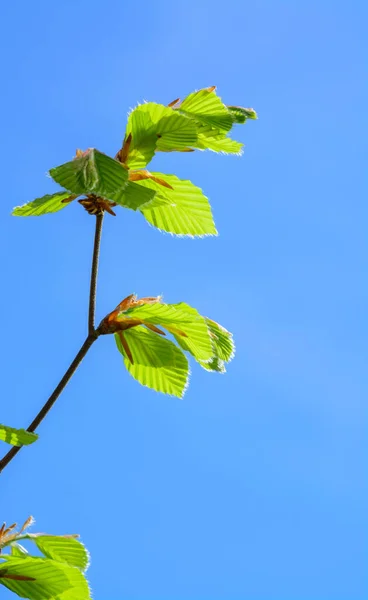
(0, 333, 98, 474)
(88, 212, 104, 335)
(0, 213, 105, 474)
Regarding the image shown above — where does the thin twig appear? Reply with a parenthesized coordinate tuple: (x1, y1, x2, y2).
(0, 213, 106, 474)
(0, 334, 98, 474)
(88, 212, 104, 335)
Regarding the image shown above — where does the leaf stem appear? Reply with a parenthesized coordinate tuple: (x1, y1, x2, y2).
(88, 213, 104, 335)
(0, 333, 98, 474)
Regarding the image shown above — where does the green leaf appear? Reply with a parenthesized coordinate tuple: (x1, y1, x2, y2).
(196, 128, 243, 155)
(49, 149, 128, 198)
(205, 318, 235, 363)
(198, 356, 226, 373)
(197, 318, 234, 373)
(179, 87, 233, 132)
(0, 425, 38, 447)
(227, 106, 258, 123)
(138, 173, 217, 236)
(124, 302, 213, 361)
(0, 556, 91, 600)
(27, 536, 89, 572)
(125, 103, 198, 167)
(10, 544, 28, 558)
(115, 326, 189, 398)
(12, 192, 75, 217)
(109, 181, 156, 210)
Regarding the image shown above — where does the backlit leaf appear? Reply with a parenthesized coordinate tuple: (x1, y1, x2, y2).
(138, 173, 217, 236)
(109, 181, 156, 210)
(227, 106, 258, 123)
(115, 326, 189, 398)
(179, 87, 233, 132)
(49, 149, 128, 198)
(0, 556, 91, 600)
(12, 192, 75, 217)
(125, 103, 197, 168)
(0, 425, 38, 447)
(10, 545, 28, 559)
(196, 128, 243, 154)
(205, 318, 235, 363)
(123, 302, 213, 361)
(27, 536, 89, 572)
(197, 318, 235, 373)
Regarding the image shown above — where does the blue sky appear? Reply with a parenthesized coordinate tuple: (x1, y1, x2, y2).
(0, 1, 366, 598)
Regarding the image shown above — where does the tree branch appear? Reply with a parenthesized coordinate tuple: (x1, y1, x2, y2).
(88, 212, 104, 335)
(0, 333, 98, 474)
(0, 213, 105, 474)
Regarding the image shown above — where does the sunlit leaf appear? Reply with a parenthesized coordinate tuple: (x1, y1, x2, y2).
(0, 556, 91, 600)
(0, 425, 38, 447)
(125, 103, 198, 168)
(198, 356, 226, 373)
(179, 87, 233, 132)
(115, 326, 189, 398)
(49, 149, 128, 198)
(227, 106, 258, 123)
(138, 173, 217, 236)
(12, 192, 75, 217)
(10, 545, 28, 559)
(109, 181, 156, 210)
(26, 536, 89, 572)
(123, 302, 213, 361)
(205, 318, 235, 363)
(196, 128, 243, 154)
(196, 318, 235, 373)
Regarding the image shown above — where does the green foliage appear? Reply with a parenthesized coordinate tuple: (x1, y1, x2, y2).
(0, 557, 90, 600)
(12, 192, 75, 217)
(3, 86, 255, 597)
(108, 296, 234, 397)
(116, 327, 189, 397)
(197, 318, 235, 373)
(0, 425, 38, 447)
(110, 180, 156, 210)
(0, 519, 90, 600)
(13, 87, 255, 238)
(227, 106, 258, 123)
(49, 148, 129, 197)
(137, 174, 217, 236)
(125, 103, 198, 167)
(123, 302, 214, 361)
(26, 536, 89, 572)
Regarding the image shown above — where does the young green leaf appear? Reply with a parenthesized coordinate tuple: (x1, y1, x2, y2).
(27, 536, 89, 572)
(178, 87, 234, 132)
(10, 544, 28, 558)
(196, 318, 235, 373)
(124, 302, 213, 362)
(49, 149, 128, 198)
(196, 127, 243, 154)
(109, 181, 156, 210)
(115, 326, 189, 398)
(138, 173, 217, 236)
(198, 356, 226, 373)
(12, 191, 76, 217)
(0, 425, 38, 447)
(0, 556, 91, 600)
(205, 318, 235, 362)
(125, 103, 198, 168)
(227, 106, 258, 123)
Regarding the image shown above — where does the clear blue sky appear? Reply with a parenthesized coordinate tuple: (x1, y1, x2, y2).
(0, 1, 366, 598)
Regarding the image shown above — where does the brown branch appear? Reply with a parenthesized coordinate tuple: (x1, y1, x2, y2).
(0, 333, 98, 474)
(0, 213, 105, 474)
(88, 212, 104, 335)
